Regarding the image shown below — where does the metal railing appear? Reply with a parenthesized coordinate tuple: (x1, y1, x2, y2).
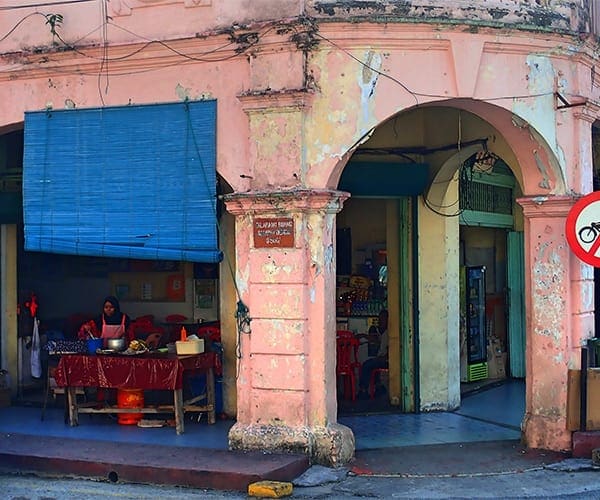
(580, 337, 600, 431)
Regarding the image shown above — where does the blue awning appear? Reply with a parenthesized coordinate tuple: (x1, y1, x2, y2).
(23, 100, 222, 263)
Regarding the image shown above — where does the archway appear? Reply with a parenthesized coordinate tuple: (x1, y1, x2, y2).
(331, 99, 565, 448)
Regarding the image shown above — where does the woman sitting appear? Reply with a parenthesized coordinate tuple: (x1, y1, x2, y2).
(78, 296, 133, 347)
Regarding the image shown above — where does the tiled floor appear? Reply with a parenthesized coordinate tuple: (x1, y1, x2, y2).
(3, 378, 524, 451)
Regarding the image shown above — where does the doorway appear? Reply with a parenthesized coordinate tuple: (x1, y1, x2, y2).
(335, 196, 414, 415)
(458, 154, 526, 405)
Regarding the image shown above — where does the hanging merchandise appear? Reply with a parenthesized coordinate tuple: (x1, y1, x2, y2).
(25, 293, 38, 318)
(17, 291, 35, 338)
(30, 318, 42, 379)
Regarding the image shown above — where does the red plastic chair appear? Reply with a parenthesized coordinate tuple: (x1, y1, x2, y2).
(336, 333, 361, 401)
(337, 330, 361, 372)
(369, 368, 389, 399)
(336, 330, 354, 339)
(165, 314, 188, 323)
(197, 324, 221, 342)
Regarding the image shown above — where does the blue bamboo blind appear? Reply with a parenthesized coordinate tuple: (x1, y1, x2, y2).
(23, 100, 222, 263)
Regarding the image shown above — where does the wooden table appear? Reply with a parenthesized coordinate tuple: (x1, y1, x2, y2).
(54, 352, 216, 434)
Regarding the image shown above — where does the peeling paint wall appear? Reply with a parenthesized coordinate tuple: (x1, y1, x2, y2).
(305, 25, 581, 195)
(0, 0, 304, 52)
(308, 1, 591, 34)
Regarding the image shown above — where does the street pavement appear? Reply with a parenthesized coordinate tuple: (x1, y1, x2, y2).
(2, 456, 599, 499)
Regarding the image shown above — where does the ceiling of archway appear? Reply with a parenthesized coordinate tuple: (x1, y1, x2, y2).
(351, 106, 523, 194)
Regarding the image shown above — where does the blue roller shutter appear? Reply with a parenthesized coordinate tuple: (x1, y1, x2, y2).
(23, 100, 221, 263)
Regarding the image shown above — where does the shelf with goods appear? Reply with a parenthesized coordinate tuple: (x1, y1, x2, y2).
(336, 274, 386, 320)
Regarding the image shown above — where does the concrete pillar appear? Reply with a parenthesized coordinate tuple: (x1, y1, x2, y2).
(224, 188, 353, 466)
(1, 224, 18, 396)
(219, 210, 238, 417)
(418, 189, 461, 412)
(518, 195, 594, 451)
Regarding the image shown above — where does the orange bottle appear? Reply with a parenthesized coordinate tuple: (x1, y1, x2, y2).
(180, 326, 187, 341)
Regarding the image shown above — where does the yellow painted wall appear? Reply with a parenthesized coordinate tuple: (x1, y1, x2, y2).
(418, 180, 461, 411)
(219, 210, 237, 417)
(1, 225, 18, 396)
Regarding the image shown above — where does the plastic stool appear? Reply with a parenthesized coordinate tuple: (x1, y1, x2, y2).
(369, 368, 389, 399)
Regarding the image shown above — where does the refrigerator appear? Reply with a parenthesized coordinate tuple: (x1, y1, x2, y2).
(465, 266, 488, 381)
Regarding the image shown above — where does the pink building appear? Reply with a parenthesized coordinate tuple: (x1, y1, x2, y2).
(1, 1, 599, 465)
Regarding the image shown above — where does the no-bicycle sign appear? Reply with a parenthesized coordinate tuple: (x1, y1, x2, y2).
(565, 191, 600, 267)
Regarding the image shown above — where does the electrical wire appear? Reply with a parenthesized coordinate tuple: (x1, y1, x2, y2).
(422, 194, 464, 218)
(0, 12, 46, 43)
(0, 0, 94, 10)
(421, 146, 501, 218)
(315, 32, 557, 103)
(183, 101, 251, 378)
(97, 0, 109, 105)
(314, 32, 419, 106)
(46, 18, 277, 65)
(0, 12, 579, 106)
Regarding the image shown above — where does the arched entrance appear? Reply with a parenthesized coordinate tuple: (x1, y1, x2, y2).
(331, 100, 567, 448)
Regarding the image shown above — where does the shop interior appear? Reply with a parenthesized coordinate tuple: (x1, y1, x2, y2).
(13, 232, 222, 410)
(335, 197, 394, 414)
(334, 194, 521, 415)
(459, 225, 517, 388)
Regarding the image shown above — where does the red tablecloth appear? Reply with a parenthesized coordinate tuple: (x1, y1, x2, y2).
(54, 352, 215, 390)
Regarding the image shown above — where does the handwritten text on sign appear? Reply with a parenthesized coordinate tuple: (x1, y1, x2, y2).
(254, 217, 294, 248)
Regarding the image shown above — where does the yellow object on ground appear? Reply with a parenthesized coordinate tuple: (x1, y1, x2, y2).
(248, 480, 293, 498)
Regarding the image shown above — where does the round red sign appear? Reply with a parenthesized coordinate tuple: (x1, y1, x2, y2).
(565, 191, 600, 267)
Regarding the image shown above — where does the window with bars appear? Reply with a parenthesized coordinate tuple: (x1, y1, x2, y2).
(460, 181, 513, 215)
(459, 154, 514, 216)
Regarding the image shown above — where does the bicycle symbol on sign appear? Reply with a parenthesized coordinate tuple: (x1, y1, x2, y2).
(578, 221, 600, 244)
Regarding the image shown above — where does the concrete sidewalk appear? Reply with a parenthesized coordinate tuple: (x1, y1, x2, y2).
(351, 439, 569, 477)
(3, 430, 600, 498)
(0, 432, 309, 492)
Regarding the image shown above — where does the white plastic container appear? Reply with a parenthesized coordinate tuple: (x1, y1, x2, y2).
(175, 339, 205, 355)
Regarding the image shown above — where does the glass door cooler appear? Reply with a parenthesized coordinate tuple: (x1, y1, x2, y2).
(465, 266, 488, 381)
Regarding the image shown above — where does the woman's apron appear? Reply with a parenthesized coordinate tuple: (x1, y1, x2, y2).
(101, 315, 126, 348)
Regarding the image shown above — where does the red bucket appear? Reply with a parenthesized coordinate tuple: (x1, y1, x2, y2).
(116, 388, 144, 425)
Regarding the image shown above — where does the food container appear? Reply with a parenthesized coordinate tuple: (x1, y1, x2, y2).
(107, 338, 126, 351)
(87, 338, 103, 354)
(175, 339, 205, 355)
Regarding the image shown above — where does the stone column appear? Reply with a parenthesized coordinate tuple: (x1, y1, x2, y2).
(518, 195, 594, 451)
(224, 188, 353, 466)
(0, 225, 18, 396)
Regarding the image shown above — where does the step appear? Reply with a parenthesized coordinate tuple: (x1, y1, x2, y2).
(0, 432, 309, 492)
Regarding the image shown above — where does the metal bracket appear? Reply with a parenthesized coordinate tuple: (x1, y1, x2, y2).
(556, 92, 587, 110)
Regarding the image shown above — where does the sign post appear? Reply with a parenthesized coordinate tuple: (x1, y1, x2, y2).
(565, 192, 600, 267)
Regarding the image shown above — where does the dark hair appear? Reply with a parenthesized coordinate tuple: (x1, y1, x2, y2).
(103, 296, 121, 312)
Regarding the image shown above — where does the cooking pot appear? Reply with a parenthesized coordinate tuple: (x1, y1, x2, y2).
(107, 338, 126, 351)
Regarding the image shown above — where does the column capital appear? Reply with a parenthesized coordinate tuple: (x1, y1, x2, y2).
(573, 99, 600, 124)
(516, 195, 576, 218)
(224, 188, 350, 216)
(237, 89, 314, 114)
